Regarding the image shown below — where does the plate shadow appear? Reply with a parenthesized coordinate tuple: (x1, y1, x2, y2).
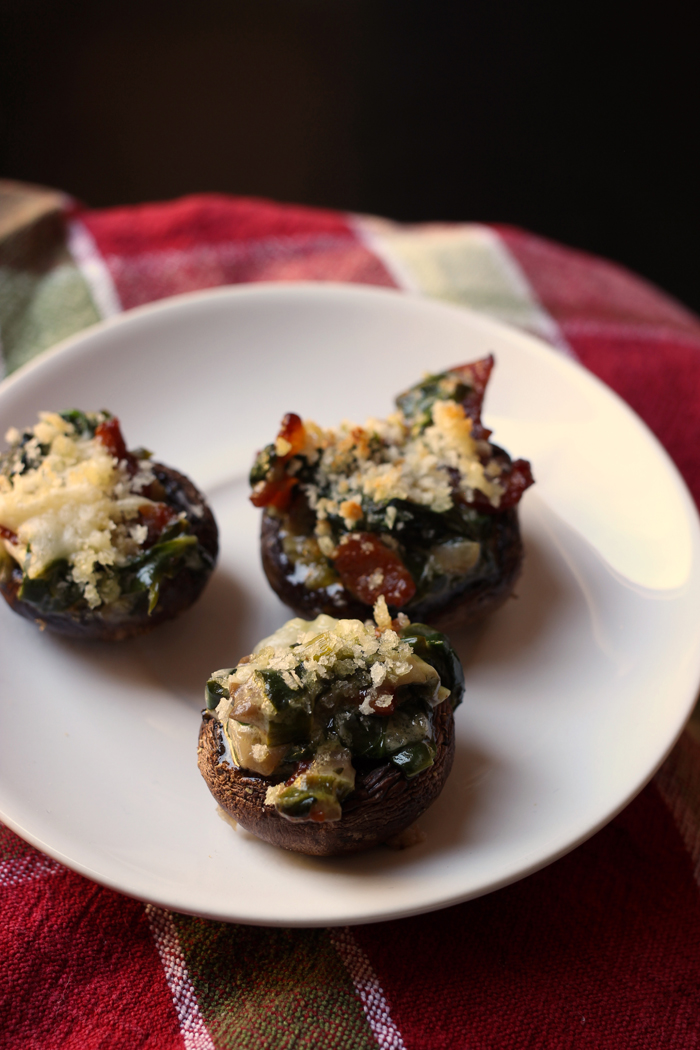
(135, 568, 257, 707)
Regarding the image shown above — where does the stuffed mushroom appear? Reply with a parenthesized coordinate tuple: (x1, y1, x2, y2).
(0, 410, 218, 640)
(197, 598, 463, 855)
(250, 355, 533, 627)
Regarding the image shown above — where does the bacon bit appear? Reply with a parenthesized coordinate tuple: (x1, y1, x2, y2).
(95, 417, 138, 474)
(276, 413, 306, 458)
(140, 478, 167, 502)
(250, 413, 307, 512)
(95, 417, 127, 459)
(284, 759, 313, 786)
(468, 457, 534, 512)
(497, 458, 535, 508)
(332, 533, 416, 608)
(250, 473, 298, 511)
(452, 354, 494, 440)
(365, 689, 398, 716)
(136, 502, 178, 546)
(0, 524, 18, 544)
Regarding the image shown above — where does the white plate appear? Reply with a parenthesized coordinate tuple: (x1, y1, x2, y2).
(1, 283, 700, 927)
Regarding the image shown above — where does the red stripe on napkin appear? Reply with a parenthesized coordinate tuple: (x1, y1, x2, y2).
(353, 783, 700, 1050)
(79, 194, 353, 253)
(495, 225, 700, 340)
(79, 195, 397, 309)
(0, 865, 182, 1049)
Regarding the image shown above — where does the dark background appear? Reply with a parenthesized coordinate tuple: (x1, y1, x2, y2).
(1, 0, 698, 311)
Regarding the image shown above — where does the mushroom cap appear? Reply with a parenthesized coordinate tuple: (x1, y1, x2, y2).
(197, 697, 455, 856)
(0, 463, 218, 641)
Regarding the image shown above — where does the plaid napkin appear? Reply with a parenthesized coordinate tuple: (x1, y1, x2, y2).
(2, 179, 700, 1049)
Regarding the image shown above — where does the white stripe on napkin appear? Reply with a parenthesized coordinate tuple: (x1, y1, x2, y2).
(330, 926, 407, 1050)
(67, 218, 122, 320)
(144, 904, 216, 1050)
(352, 215, 571, 355)
(0, 850, 62, 888)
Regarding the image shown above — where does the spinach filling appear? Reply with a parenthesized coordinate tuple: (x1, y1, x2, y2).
(16, 520, 214, 617)
(277, 491, 496, 607)
(58, 409, 102, 438)
(353, 497, 495, 601)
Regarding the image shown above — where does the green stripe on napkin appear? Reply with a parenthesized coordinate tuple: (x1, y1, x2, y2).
(0, 181, 100, 376)
(172, 914, 377, 1049)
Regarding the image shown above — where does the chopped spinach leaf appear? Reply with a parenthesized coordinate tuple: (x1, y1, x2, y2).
(265, 708, 313, 747)
(125, 534, 200, 613)
(401, 623, 465, 709)
(205, 672, 235, 711)
(395, 371, 471, 433)
(17, 559, 84, 614)
(283, 742, 315, 766)
(59, 409, 104, 437)
(259, 669, 299, 711)
(273, 787, 316, 820)
(334, 709, 386, 760)
(250, 444, 277, 486)
(389, 740, 436, 778)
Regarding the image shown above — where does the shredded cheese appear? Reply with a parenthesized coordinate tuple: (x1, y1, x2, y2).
(0, 412, 156, 607)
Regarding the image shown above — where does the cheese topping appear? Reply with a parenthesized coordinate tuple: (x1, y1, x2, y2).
(0, 412, 156, 607)
(297, 399, 502, 532)
(221, 611, 415, 701)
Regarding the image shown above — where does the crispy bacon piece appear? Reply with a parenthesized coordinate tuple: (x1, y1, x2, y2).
(250, 413, 306, 512)
(452, 354, 494, 440)
(468, 457, 534, 513)
(250, 474, 298, 511)
(332, 533, 416, 608)
(497, 458, 535, 508)
(136, 502, 179, 547)
(361, 688, 399, 716)
(95, 417, 139, 474)
(276, 413, 306, 457)
(95, 417, 127, 459)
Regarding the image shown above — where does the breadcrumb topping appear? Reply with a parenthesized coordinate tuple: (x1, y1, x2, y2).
(228, 610, 413, 695)
(301, 400, 502, 532)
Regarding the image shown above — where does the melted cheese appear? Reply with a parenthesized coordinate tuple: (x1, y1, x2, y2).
(0, 412, 155, 607)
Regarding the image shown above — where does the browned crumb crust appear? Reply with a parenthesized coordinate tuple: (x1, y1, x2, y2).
(197, 698, 455, 856)
(260, 506, 523, 631)
(0, 464, 218, 641)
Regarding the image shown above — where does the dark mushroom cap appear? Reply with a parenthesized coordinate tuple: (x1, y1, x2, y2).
(197, 696, 455, 856)
(0, 464, 218, 641)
